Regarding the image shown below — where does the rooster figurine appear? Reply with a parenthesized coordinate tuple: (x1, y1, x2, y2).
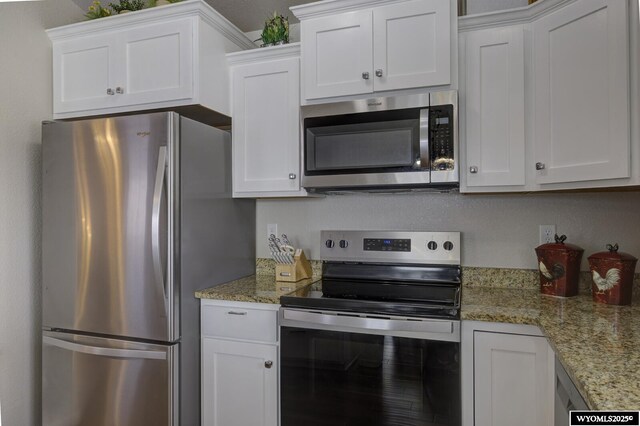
(591, 268, 621, 292)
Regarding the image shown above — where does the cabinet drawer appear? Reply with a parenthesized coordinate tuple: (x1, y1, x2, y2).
(201, 305, 278, 343)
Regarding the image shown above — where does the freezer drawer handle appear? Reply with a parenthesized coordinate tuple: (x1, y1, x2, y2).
(43, 336, 167, 360)
(227, 311, 247, 316)
(152, 146, 168, 312)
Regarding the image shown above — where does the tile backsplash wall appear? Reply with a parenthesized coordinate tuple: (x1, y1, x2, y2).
(256, 191, 640, 272)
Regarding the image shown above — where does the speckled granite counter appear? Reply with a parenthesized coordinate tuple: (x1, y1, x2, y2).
(195, 274, 321, 304)
(463, 286, 640, 411)
(196, 263, 640, 410)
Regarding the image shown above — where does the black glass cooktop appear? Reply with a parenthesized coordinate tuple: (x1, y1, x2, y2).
(280, 279, 461, 319)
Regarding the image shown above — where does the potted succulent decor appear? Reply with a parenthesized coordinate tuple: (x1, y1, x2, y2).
(259, 12, 289, 47)
(85, 0, 112, 19)
(109, 0, 146, 14)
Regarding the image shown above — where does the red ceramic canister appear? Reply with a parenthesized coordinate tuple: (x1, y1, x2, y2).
(588, 244, 637, 305)
(535, 235, 583, 297)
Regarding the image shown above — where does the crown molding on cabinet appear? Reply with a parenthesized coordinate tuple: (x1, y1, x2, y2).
(290, 0, 411, 20)
(46, 0, 255, 50)
(458, 0, 577, 31)
(226, 43, 301, 67)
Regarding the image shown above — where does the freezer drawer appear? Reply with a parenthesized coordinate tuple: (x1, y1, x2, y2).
(43, 331, 178, 426)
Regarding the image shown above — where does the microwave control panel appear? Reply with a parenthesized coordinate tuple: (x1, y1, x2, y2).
(430, 104, 455, 171)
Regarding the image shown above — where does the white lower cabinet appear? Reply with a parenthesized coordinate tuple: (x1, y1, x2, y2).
(462, 321, 555, 426)
(201, 300, 279, 426)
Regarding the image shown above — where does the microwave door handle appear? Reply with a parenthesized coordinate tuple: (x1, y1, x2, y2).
(419, 108, 430, 172)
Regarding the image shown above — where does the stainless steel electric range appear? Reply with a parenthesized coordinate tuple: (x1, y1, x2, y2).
(280, 231, 462, 426)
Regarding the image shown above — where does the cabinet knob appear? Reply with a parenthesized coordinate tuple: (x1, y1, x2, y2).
(469, 166, 478, 174)
(115, 87, 124, 94)
(362, 72, 370, 80)
(106, 88, 115, 95)
(375, 69, 383, 77)
(289, 173, 296, 180)
(265, 360, 273, 369)
(535, 162, 546, 170)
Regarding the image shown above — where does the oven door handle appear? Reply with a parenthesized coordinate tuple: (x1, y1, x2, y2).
(281, 309, 459, 342)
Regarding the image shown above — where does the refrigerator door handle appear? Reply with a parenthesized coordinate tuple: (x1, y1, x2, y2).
(43, 336, 167, 360)
(152, 145, 168, 312)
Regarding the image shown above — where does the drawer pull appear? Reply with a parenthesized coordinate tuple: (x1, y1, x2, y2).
(265, 360, 273, 369)
(279, 272, 291, 277)
(227, 311, 247, 316)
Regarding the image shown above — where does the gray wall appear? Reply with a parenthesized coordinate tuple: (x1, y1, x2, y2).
(466, 0, 529, 15)
(256, 191, 640, 272)
(0, 1, 84, 424)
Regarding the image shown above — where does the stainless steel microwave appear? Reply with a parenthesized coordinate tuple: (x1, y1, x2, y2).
(301, 91, 458, 192)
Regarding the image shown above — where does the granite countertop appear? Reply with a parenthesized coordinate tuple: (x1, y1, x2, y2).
(196, 262, 640, 411)
(195, 274, 321, 304)
(463, 286, 640, 411)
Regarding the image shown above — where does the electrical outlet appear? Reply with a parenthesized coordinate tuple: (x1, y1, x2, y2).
(267, 223, 278, 239)
(539, 225, 556, 245)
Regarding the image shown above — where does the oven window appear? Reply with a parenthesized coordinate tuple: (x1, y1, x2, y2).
(306, 120, 418, 172)
(281, 327, 461, 426)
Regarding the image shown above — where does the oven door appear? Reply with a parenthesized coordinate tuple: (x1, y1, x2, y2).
(279, 309, 461, 426)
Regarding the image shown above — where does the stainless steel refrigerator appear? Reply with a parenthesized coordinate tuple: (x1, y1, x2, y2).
(41, 112, 255, 426)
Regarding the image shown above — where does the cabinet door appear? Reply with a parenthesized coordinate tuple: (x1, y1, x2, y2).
(53, 34, 119, 113)
(202, 338, 277, 426)
(373, 0, 450, 91)
(232, 58, 302, 195)
(465, 26, 525, 187)
(119, 18, 194, 107)
(302, 10, 373, 99)
(474, 332, 553, 426)
(533, 0, 629, 184)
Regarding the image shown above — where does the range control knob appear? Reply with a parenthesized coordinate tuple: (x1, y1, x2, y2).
(427, 241, 438, 251)
(325, 239, 335, 248)
(443, 241, 454, 251)
(339, 240, 349, 249)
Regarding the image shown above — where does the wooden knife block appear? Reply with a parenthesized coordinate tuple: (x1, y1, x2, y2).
(276, 250, 312, 282)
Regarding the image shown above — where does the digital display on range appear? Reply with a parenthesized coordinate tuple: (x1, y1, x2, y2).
(364, 238, 411, 252)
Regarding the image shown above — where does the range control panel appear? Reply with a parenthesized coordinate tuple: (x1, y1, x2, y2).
(321, 231, 461, 265)
(364, 238, 411, 252)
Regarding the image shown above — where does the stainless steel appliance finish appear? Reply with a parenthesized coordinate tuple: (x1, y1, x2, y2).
(321, 230, 461, 265)
(301, 91, 458, 192)
(42, 112, 255, 426)
(280, 308, 460, 342)
(555, 356, 588, 425)
(42, 330, 178, 426)
(280, 230, 462, 426)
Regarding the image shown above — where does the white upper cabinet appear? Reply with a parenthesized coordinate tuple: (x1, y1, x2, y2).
(533, 0, 630, 185)
(463, 25, 525, 188)
(373, 0, 450, 92)
(228, 44, 307, 198)
(119, 19, 194, 107)
(459, 0, 638, 193)
(53, 33, 118, 113)
(302, 10, 373, 99)
(48, 0, 254, 121)
(293, 0, 453, 101)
